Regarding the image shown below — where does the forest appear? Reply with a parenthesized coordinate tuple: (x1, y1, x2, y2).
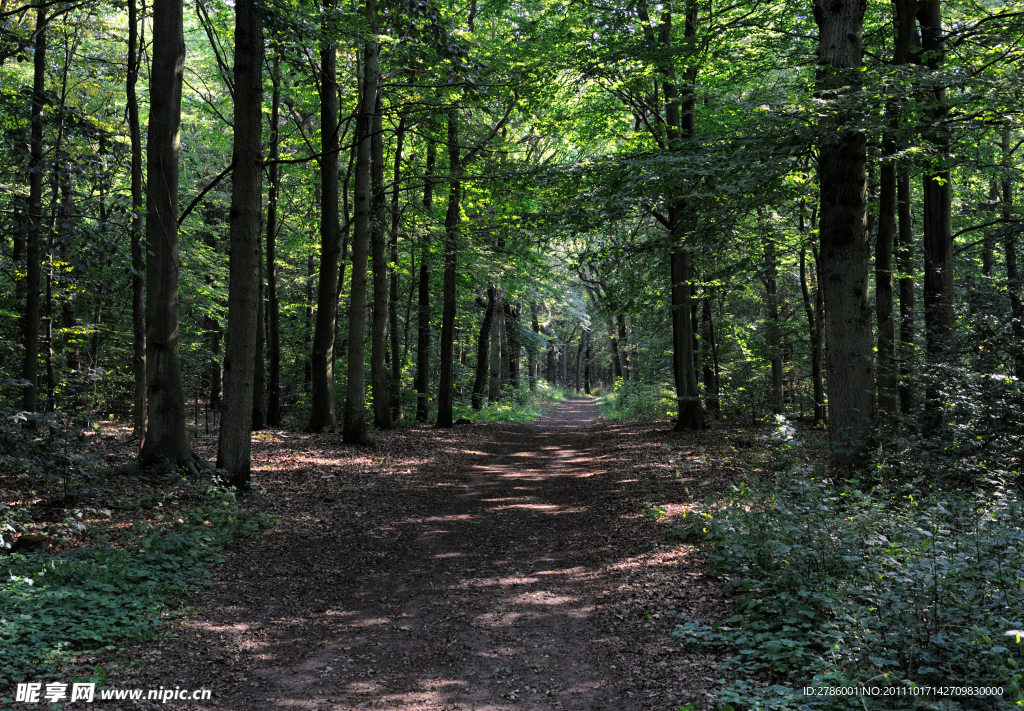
(1, 0, 1023, 705)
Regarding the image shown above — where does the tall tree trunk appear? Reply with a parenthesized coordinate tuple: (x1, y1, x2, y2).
(343, 43, 374, 442)
(370, 64, 391, 430)
(128, 0, 147, 437)
(266, 53, 283, 426)
(436, 107, 461, 427)
(388, 116, 407, 424)
(814, 0, 874, 470)
(584, 330, 591, 395)
(529, 303, 540, 391)
(896, 166, 916, 414)
(670, 248, 703, 429)
(488, 290, 504, 401)
(700, 293, 719, 413)
(216, 0, 263, 487)
(617, 313, 630, 380)
(800, 245, 825, 425)
(1002, 130, 1024, 379)
(309, 20, 342, 432)
(251, 231, 267, 430)
(21, 9, 45, 413)
(507, 303, 520, 390)
(876, 142, 898, 423)
(140, 0, 196, 469)
(472, 288, 496, 410)
(763, 228, 783, 415)
(208, 315, 222, 408)
(415, 135, 435, 421)
(918, 0, 954, 434)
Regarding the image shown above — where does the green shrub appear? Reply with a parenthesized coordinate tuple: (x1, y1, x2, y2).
(596, 380, 675, 420)
(454, 380, 570, 423)
(674, 475, 1024, 709)
(0, 485, 272, 684)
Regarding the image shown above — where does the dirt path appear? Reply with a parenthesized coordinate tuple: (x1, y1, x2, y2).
(108, 398, 725, 710)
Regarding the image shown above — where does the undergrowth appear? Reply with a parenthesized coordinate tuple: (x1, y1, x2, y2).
(672, 420, 1024, 710)
(454, 381, 571, 423)
(0, 483, 272, 685)
(596, 380, 675, 421)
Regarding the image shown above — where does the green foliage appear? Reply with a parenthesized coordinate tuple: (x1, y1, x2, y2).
(674, 475, 1024, 709)
(596, 380, 675, 421)
(454, 381, 571, 423)
(0, 486, 272, 684)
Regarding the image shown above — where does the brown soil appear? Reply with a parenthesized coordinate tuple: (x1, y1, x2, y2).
(98, 398, 731, 710)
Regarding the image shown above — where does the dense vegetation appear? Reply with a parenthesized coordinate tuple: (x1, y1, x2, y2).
(1, 0, 1023, 703)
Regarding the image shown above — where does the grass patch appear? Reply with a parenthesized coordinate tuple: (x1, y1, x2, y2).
(0, 484, 272, 685)
(454, 382, 572, 423)
(674, 476, 1024, 709)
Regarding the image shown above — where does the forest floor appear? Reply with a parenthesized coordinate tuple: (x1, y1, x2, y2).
(15, 397, 767, 710)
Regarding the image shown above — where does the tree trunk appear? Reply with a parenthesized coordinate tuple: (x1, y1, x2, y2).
(473, 288, 496, 410)
(308, 21, 341, 432)
(763, 229, 783, 415)
(388, 116, 407, 424)
(507, 303, 520, 390)
(488, 290, 503, 401)
(21, 10, 45, 414)
(266, 53, 282, 426)
(343, 41, 374, 443)
(584, 330, 591, 395)
(800, 245, 825, 425)
(436, 108, 461, 428)
(415, 135, 435, 421)
(140, 0, 196, 469)
(216, 0, 263, 487)
(876, 139, 898, 423)
(918, 0, 954, 434)
(814, 0, 874, 470)
(896, 166, 916, 415)
(670, 247, 703, 429)
(209, 315, 222, 409)
(617, 313, 630, 380)
(529, 303, 540, 391)
(251, 230, 267, 430)
(1002, 130, 1024, 379)
(370, 70, 390, 430)
(700, 293, 719, 413)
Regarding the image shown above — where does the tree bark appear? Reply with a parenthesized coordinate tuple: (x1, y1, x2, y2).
(800, 244, 825, 425)
(700, 293, 719, 413)
(251, 229, 267, 430)
(309, 14, 341, 432)
(1002, 130, 1024, 379)
(415, 135, 435, 421)
(21, 9, 45, 414)
(876, 143, 898, 422)
(670, 247, 703, 429)
(488, 290, 504, 401)
(140, 0, 196, 469)
(507, 303, 520, 390)
(388, 116, 406, 424)
(370, 66, 391, 430)
(266, 53, 282, 426)
(216, 0, 263, 487)
(473, 287, 496, 410)
(343, 40, 374, 443)
(896, 166, 916, 414)
(918, 0, 954, 433)
(813, 0, 874, 470)
(436, 107, 461, 427)
(126, 0, 147, 434)
(763, 228, 783, 415)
